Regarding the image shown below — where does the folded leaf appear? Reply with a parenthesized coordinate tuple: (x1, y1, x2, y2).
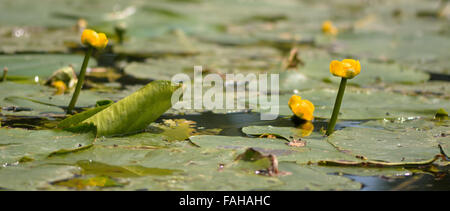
(76, 80, 181, 136)
(58, 100, 113, 129)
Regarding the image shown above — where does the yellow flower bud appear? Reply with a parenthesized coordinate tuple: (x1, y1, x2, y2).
(81, 29, 108, 49)
(51, 80, 67, 95)
(322, 20, 338, 35)
(288, 95, 315, 121)
(329, 59, 361, 79)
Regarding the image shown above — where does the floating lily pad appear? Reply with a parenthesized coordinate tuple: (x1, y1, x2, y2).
(124, 45, 281, 81)
(0, 82, 113, 116)
(383, 81, 450, 99)
(0, 0, 449, 191)
(0, 26, 79, 54)
(292, 53, 430, 87)
(189, 135, 359, 164)
(267, 87, 450, 120)
(0, 164, 79, 190)
(309, 165, 412, 178)
(331, 32, 450, 74)
(272, 162, 362, 190)
(327, 119, 449, 163)
(0, 54, 96, 79)
(0, 128, 95, 165)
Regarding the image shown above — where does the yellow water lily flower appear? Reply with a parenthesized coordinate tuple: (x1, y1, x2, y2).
(329, 59, 361, 79)
(322, 20, 338, 35)
(288, 95, 315, 121)
(51, 80, 67, 95)
(81, 29, 108, 49)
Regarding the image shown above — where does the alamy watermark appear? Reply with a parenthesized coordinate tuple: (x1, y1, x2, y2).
(171, 66, 280, 120)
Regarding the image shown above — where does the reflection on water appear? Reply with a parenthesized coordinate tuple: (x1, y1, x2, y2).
(159, 111, 448, 191)
(160, 111, 331, 136)
(347, 173, 450, 191)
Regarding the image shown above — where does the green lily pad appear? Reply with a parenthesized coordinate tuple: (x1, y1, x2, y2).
(273, 162, 362, 190)
(291, 52, 430, 87)
(189, 135, 359, 164)
(123, 45, 281, 81)
(327, 119, 449, 163)
(0, 164, 79, 190)
(0, 54, 96, 79)
(0, 128, 95, 165)
(0, 26, 79, 54)
(113, 34, 201, 58)
(309, 165, 412, 178)
(277, 71, 331, 92)
(269, 87, 450, 120)
(331, 32, 450, 74)
(232, 148, 273, 172)
(383, 81, 450, 99)
(230, 149, 362, 190)
(0, 81, 113, 116)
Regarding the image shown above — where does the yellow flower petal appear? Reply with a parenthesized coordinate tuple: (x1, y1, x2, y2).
(81, 29, 108, 49)
(329, 59, 361, 79)
(322, 20, 338, 36)
(288, 95, 315, 121)
(51, 80, 67, 95)
(81, 29, 98, 46)
(93, 33, 108, 49)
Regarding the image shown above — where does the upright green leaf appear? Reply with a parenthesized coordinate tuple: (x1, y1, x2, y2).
(78, 80, 181, 136)
(57, 100, 113, 128)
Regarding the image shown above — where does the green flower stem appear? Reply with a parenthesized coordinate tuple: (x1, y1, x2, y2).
(326, 77, 347, 136)
(1, 67, 7, 82)
(67, 46, 93, 114)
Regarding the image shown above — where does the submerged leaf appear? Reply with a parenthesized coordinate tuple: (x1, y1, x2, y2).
(76, 160, 181, 177)
(52, 176, 125, 190)
(147, 119, 196, 141)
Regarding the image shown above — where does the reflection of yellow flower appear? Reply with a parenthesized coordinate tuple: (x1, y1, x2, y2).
(330, 59, 361, 79)
(81, 29, 108, 49)
(288, 95, 315, 121)
(322, 20, 338, 35)
(299, 121, 314, 137)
